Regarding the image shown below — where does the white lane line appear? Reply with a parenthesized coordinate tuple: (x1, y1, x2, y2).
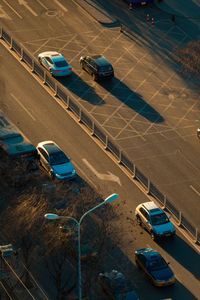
(2, 0, 22, 19)
(35, 0, 48, 10)
(53, 0, 68, 13)
(18, 0, 38, 17)
(10, 93, 36, 121)
(0, 4, 11, 20)
(190, 185, 200, 197)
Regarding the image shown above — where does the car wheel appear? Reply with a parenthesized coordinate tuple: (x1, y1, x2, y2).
(49, 171, 55, 180)
(136, 215, 142, 226)
(80, 61, 84, 70)
(135, 259, 141, 269)
(92, 73, 97, 81)
(151, 232, 156, 241)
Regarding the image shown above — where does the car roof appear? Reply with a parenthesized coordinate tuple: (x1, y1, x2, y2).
(0, 128, 23, 141)
(39, 51, 62, 57)
(142, 201, 160, 211)
(136, 248, 160, 258)
(5, 142, 36, 156)
(91, 55, 111, 66)
(37, 141, 60, 154)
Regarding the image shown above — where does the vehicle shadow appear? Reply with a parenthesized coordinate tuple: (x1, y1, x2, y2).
(57, 72, 106, 106)
(86, 233, 197, 300)
(100, 78, 164, 123)
(158, 234, 200, 280)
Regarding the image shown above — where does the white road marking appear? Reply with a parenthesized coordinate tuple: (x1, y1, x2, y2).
(33, 38, 51, 55)
(190, 185, 200, 197)
(0, 4, 11, 20)
(53, 0, 68, 13)
(10, 93, 36, 121)
(82, 158, 121, 186)
(3, 0, 23, 19)
(35, 0, 48, 10)
(18, 0, 38, 17)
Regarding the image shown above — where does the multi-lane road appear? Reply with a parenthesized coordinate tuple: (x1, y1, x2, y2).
(0, 31, 200, 300)
(0, 0, 200, 299)
(1, 0, 200, 230)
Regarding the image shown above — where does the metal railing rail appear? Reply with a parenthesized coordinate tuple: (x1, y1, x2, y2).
(0, 26, 199, 244)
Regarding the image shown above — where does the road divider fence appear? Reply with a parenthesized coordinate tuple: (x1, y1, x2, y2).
(0, 26, 199, 245)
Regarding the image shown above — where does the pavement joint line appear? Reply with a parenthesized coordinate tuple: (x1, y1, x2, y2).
(116, 112, 146, 142)
(58, 33, 78, 53)
(69, 27, 105, 63)
(33, 38, 51, 55)
(55, 14, 66, 26)
(174, 102, 197, 128)
(2, 0, 22, 19)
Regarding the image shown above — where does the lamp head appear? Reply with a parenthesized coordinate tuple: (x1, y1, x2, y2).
(104, 193, 119, 204)
(44, 213, 60, 220)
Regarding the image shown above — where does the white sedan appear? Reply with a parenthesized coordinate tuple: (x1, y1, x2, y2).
(38, 51, 72, 77)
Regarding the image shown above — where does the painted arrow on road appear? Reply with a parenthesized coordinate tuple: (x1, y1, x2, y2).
(82, 158, 121, 186)
(18, 0, 38, 16)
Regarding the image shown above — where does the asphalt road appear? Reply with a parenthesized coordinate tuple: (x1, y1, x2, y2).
(1, 0, 200, 230)
(0, 38, 199, 299)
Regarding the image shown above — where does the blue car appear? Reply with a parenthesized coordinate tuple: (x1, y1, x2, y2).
(38, 51, 72, 77)
(135, 248, 175, 287)
(37, 141, 76, 180)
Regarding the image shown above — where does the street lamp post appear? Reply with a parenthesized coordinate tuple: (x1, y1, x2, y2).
(44, 193, 119, 300)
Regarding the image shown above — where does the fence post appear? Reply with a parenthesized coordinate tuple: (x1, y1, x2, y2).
(20, 48, 23, 61)
(132, 164, 136, 179)
(118, 150, 122, 164)
(147, 178, 151, 194)
(78, 110, 82, 122)
(43, 72, 46, 84)
(9, 37, 13, 49)
(162, 195, 167, 209)
(54, 84, 58, 97)
(194, 228, 198, 244)
(178, 211, 182, 226)
(104, 136, 108, 149)
(31, 60, 34, 72)
(66, 95, 70, 108)
(91, 122, 95, 136)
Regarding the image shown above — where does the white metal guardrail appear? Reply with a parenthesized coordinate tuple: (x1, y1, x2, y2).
(0, 26, 199, 244)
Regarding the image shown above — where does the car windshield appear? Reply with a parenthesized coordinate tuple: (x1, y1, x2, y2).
(151, 212, 169, 225)
(54, 60, 68, 68)
(99, 65, 113, 72)
(147, 256, 168, 271)
(49, 151, 69, 165)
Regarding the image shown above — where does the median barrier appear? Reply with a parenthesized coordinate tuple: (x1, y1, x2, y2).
(1, 26, 199, 245)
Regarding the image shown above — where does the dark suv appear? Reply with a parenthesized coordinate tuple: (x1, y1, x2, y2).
(80, 55, 114, 81)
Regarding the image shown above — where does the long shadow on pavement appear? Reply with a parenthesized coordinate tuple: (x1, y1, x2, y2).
(100, 77, 164, 123)
(159, 234, 200, 281)
(57, 72, 106, 106)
